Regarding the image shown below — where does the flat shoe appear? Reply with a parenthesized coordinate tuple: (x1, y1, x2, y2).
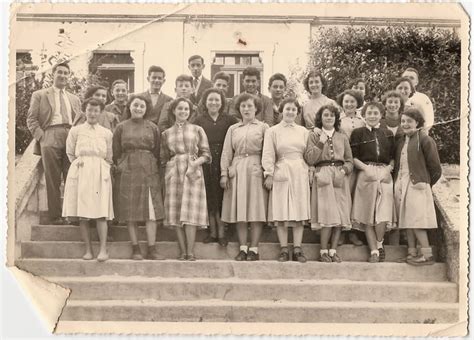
(368, 253, 379, 263)
(319, 253, 332, 263)
(178, 254, 187, 261)
(187, 254, 196, 261)
(203, 235, 218, 244)
(97, 252, 109, 262)
(246, 250, 259, 261)
(331, 253, 342, 263)
(292, 251, 307, 263)
(218, 237, 228, 247)
(407, 255, 435, 266)
(378, 247, 385, 262)
(82, 252, 93, 260)
(278, 251, 289, 262)
(235, 250, 247, 261)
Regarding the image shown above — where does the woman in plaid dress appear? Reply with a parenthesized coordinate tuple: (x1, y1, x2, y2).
(161, 98, 211, 261)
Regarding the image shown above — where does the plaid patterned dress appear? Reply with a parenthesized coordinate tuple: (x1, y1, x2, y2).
(161, 122, 211, 227)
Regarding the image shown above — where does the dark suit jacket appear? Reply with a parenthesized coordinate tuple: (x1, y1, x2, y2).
(228, 92, 276, 126)
(26, 87, 82, 155)
(192, 77, 213, 105)
(135, 91, 173, 125)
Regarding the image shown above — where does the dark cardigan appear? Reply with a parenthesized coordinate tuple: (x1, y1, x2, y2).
(394, 130, 442, 186)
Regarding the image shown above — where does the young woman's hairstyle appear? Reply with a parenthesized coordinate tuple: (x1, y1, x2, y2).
(175, 74, 193, 87)
(315, 104, 341, 131)
(123, 94, 152, 120)
(198, 88, 226, 116)
(360, 101, 385, 117)
(234, 93, 262, 117)
(278, 97, 301, 115)
(402, 107, 425, 128)
(268, 73, 287, 88)
(81, 97, 105, 112)
(381, 90, 405, 114)
(349, 78, 370, 100)
(167, 97, 195, 125)
(393, 76, 416, 98)
(212, 71, 231, 84)
(84, 85, 109, 102)
(336, 89, 364, 109)
(303, 71, 328, 94)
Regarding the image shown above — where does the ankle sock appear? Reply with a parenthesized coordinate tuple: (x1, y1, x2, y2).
(328, 249, 337, 257)
(249, 247, 258, 254)
(239, 245, 248, 253)
(371, 249, 380, 256)
(320, 249, 329, 256)
(376, 239, 384, 249)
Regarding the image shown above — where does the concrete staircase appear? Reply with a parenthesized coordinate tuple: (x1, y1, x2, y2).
(16, 224, 459, 323)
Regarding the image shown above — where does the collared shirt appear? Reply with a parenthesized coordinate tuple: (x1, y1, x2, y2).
(149, 89, 162, 107)
(365, 123, 381, 131)
(50, 86, 72, 125)
(322, 127, 335, 138)
(340, 112, 365, 139)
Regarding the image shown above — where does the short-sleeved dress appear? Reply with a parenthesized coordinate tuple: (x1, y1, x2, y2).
(304, 129, 353, 230)
(62, 122, 114, 220)
(112, 118, 164, 222)
(221, 120, 269, 223)
(262, 121, 310, 227)
(303, 95, 337, 129)
(161, 121, 211, 227)
(193, 112, 239, 214)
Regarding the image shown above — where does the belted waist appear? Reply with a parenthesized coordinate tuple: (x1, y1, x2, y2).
(277, 151, 303, 161)
(316, 160, 344, 167)
(124, 149, 152, 154)
(366, 161, 389, 167)
(235, 152, 261, 159)
(171, 153, 198, 160)
(47, 124, 71, 129)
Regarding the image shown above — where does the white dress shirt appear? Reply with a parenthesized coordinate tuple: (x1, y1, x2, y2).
(50, 86, 72, 125)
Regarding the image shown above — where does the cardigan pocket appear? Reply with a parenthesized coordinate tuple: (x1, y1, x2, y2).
(315, 171, 331, 187)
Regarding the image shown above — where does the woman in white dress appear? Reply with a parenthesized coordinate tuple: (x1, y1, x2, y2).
(63, 98, 114, 261)
(262, 98, 311, 262)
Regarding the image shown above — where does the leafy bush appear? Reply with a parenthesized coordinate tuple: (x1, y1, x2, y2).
(304, 25, 461, 164)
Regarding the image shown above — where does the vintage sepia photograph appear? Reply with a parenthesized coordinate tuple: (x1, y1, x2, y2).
(6, 2, 469, 336)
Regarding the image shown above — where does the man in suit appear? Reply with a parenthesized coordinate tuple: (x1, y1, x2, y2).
(27, 62, 82, 224)
(228, 66, 275, 126)
(188, 55, 212, 104)
(135, 65, 173, 125)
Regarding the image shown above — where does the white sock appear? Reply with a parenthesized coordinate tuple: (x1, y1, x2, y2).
(240, 245, 248, 253)
(371, 249, 380, 256)
(320, 249, 328, 256)
(249, 247, 258, 254)
(329, 249, 337, 257)
(376, 240, 384, 249)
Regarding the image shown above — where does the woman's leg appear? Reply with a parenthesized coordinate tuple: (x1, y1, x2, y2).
(406, 229, 417, 258)
(236, 222, 248, 246)
(204, 214, 217, 243)
(330, 227, 342, 250)
(365, 225, 377, 251)
(185, 224, 197, 259)
(175, 227, 187, 258)
(276, 225, 289, 248)
(249, 222, 263, 247)
(408, 228, 434, 265)
(79, 219, 93, 260)
(216, 212, 226, 239)
(96, 218, 109, 261)
(127, 222, 142, 260)
(320, 227, 332, 261)
(292, 225, 304, 248)
(145, 220, 157, 246)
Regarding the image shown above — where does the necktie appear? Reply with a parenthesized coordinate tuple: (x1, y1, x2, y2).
(193, 78, 199, 91)
(59, 90, 69, 124)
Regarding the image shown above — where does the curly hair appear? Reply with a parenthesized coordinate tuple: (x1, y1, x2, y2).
(336, 89, 364, 109)
(402, 107, 425, 128)
(84, 85, 109, 103)
(314, 104, 341, 131)
(123, 94, 152, 120)
(349, 78, 370, 100)
(234, 93, 262, 118)
(303, 71, 327, 94)
(278, 97, 301, 115)
(361, 101, 385, 118)
(198, 88, 226, 116)
(167, 97, 195, 125)
(381, 90, 405, 114)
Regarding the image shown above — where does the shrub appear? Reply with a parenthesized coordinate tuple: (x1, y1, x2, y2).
(305, 25, 461, 164)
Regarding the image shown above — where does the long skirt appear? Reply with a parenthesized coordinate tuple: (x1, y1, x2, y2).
(394, 172, 437, 229)
(221, 154, 268, 223)
(203, 143, 224, 214)
(351, 164, 394, 230)
(63, 156, 114, 220)
(164, 153, 209, 227)
(310, 165, 352, 230)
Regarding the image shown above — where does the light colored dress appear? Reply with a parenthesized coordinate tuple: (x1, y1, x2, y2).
(63, 122, 114, 220)
(262, 121, 310, 226)
(394, 136, 437, 229)
(221, 119, 269, 223)
(161, 121, 211, 227)
(303, 95, 337, 129)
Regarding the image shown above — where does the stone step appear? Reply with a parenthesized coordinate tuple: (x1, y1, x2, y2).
(48, 276, 458, 303)
(16, 259, 449, 282)
(21, 241, 408, 262)
(61, 299, 459, 323)
(32, 224, 319, 243)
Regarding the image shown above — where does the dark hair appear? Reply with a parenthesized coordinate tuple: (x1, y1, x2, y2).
(212, 71, 231, 84)
(242, 67, 261, 80)
(268, 73, 287, 88)
(175, 74, 193, 87)
(315, 104, 341, 131)
(278, 97, 301, 115)
(361, 101, 385, 117)
(381, 90, 405, 114)
(303, 71, 327, 94)
(234, 93, 262, 118)
(52, 62, 70, 74)
(402, 107, 425, 128)
(336, 89, 364, 109)
(123, 94, 152, 120)
(111, 79, 128, 90)
(198, 88, 226, 116)
(403, 67, 419, 79)
(349, 78, 370, 100)
(84, 85, 109, 101)
(393, 77, 415, 98)
(81, 97, 105, 112)
(188, 55, 204, 64)
(147, 65, 166, 77)
(167, 97, 195, 125)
